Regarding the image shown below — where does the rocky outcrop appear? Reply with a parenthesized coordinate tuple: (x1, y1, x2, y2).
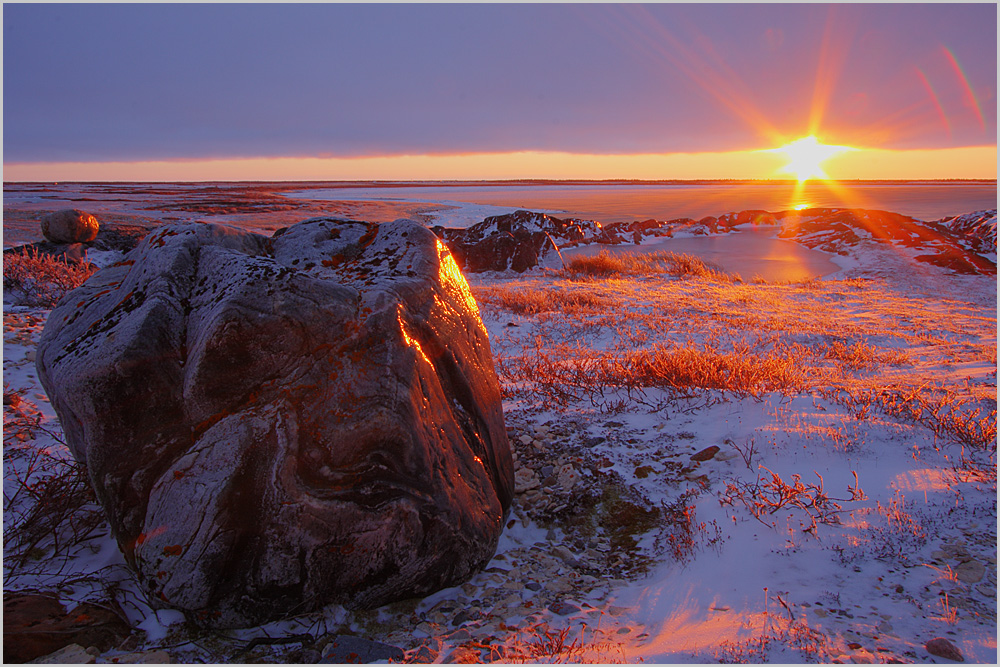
(936, 209, 997, 257)
(436, 210, 608, 273)
(436, 210, 702, 272)
(468, 210, 604, 248)
(36, 218, 513, 628)
(775, 208, 997, 274)
(448, 228, 564, 273)
(41, 209, 100, 243)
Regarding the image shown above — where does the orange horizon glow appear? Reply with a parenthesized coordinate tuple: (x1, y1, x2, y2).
(2, 145, 995, 183)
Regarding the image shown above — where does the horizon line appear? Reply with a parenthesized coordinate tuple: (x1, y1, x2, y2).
(3, 146, 996, 182)
(4, 178, 997, 186)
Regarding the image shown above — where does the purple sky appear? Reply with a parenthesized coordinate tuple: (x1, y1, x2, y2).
(3, 3, 996, 164)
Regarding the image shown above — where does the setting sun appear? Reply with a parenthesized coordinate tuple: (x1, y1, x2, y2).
(770, 136, 855, 182)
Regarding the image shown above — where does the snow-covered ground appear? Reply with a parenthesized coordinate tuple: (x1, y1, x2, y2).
(3, 198, 996, 663)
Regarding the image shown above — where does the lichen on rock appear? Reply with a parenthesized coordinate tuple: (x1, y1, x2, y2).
(36, 217, 513, 628)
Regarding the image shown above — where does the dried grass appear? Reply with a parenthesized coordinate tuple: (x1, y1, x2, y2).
(564, 250, 737, 282)
(721, 468, 867, 534)
(474, 285, 616, 316)
(3, 246, 95, 307)
(822, 385, 997, 451)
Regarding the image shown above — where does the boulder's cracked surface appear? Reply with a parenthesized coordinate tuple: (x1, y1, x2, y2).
(37, 218, 513, 628)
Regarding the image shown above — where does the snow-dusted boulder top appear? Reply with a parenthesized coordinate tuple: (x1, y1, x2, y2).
(435, 209, 610, 273)
(446, 226, 565, 273)
(36, 218, 514, 628)
(467, 209, 603, 247)
(937, 209, 997, 257)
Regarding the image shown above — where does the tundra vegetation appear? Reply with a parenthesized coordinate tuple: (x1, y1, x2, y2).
(4, 244, 996, 663)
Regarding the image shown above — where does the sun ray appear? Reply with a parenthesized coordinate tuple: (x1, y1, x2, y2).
(808, 5, 856, 137)
(596, 5, 787, 146)
(940, 46, 986, 132)
(914, 67, 953, 139)
(767, 136, 855, 183)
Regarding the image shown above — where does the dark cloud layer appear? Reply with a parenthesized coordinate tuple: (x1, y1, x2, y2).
(3, 3, 995, 163)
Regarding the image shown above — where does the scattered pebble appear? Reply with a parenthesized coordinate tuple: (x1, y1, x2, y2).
(925, 637, 964, 662)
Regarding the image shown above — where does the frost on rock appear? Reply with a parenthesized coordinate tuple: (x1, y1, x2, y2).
(35, 218, 514, 628)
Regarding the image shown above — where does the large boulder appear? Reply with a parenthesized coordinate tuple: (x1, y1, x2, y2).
(40, 209, 100, 243)
(36, 218, 513, 628)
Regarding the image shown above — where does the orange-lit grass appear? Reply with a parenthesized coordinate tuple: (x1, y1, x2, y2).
(487, 621, 628, 663)
(473, 284, 616, 316)
(821, 384, 997, 451)
(564, 250, 737, 282)
(4, 395, 105, 583)
(3, 246, 95, 308)
(473, 268, 996, 450)
(721, 468, 867, 533)
(713, 606, 832, 663)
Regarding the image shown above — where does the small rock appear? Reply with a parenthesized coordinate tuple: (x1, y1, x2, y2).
(552, 546, 579, 567)
(408, 645, 438, 663)
(514, 468, 541, 493)
(28, 644, 98, 664)
(556, 464, 579, 489)
(925, 637, 964, 662)
(690, 445, 720, 462)
(851, 650, 876, 664)
(449, 628, 473, 642)
(109, 649, 172, 664)
(546, 578, 574, 593)
(321, 636, 404, 663)
(444, 646, 483, 663)
(524, 581, 542, 592)
(955, 560, 986, 583)
(548, 601, 580, 616)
